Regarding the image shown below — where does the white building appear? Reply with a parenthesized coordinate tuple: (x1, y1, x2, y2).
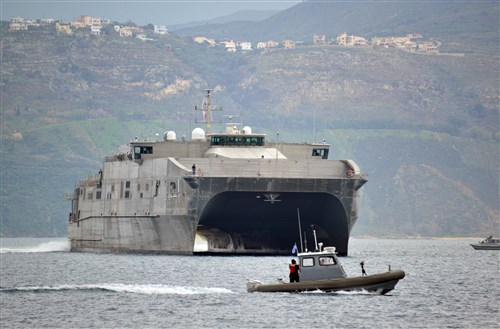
(256, 40, 279, 50)
(90, 25, 101, 35)
(220, 40, 236, 53)
(154, 25, 168, 34)
(239, 41, 252, 51)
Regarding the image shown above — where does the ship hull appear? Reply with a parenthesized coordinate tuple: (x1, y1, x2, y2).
(69, 174, 362, 255)
(69, 214, 196, 254)
(68, 135, 367, 256)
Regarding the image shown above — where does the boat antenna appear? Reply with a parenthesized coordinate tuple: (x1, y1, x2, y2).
(311, 225, 319, 251)
(297, 208, 304, 253)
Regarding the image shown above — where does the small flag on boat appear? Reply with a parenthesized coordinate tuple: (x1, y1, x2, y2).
(291, 243, 297, 254)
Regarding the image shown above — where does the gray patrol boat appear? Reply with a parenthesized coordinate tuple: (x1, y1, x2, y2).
(67, 89, 367, 255)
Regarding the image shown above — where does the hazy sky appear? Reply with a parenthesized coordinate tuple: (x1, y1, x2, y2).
(1, 0, 299, 26)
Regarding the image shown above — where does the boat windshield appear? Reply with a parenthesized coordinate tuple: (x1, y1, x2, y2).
(319, 256, 336, 265)
(301, 257, 315, 267)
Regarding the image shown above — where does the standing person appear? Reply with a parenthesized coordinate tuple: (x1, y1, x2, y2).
(360, 261, 367, 276)
(192, 164, 196, 175)
(289, 259, 300, 283)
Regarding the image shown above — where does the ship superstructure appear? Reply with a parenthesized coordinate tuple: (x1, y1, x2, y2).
(67, 90, 367, 255)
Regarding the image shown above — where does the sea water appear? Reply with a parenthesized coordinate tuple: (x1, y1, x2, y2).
(1, 237, 498, 328)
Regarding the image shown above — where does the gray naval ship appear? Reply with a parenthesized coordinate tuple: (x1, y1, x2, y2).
(67, 89, 367, 256)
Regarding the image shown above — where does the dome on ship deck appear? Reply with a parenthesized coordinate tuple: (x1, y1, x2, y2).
(242, 126, 252, 134)
(192, 127, 206, 140)
(164, 131, 176, 141)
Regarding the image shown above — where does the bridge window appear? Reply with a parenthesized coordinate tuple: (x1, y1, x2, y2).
(133, 146, 153, 159)
(210, 136, 264, 147)
(312, 148, 329, 159)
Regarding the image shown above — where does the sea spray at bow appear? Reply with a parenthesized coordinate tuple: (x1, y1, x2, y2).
(0, 239, 70, 253)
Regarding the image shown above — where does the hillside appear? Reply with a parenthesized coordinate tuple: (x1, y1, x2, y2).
(176, 0, 499, 54)
(0, 1, 498, 238)
(3, 31, 497, 138)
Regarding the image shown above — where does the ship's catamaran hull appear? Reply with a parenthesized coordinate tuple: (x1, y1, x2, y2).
(67, 90, 367, 255)
(68, 154, 366, 255)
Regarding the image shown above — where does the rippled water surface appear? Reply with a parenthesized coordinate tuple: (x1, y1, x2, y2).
(1, 238, 499, 328)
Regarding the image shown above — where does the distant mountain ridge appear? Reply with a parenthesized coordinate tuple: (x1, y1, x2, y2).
(168, 10, 281, 30)
(176, 0, 499, 54)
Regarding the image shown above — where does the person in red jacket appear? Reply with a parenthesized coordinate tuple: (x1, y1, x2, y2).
(289, 259, 300, 283)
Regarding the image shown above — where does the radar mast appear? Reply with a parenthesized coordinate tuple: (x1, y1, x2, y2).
(195, 89, 222, 134)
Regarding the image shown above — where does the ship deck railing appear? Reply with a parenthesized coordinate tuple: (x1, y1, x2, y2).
(76, 173, 102, 188)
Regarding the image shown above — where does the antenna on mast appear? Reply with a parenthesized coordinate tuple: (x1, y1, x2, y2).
(297, 208, 303, 253)
(311, 224, 319, 251)
(304, 231, 308, 253)
(195, 89, 222, 134)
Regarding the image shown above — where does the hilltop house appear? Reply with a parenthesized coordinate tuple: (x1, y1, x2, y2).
(313, 34, 326, 44)
(194, 36, 216, 47)
(418, 41, 438, 54)
(256, 40, 279, 50)
(220, 40, 237, 52)
(71, 21, 86, 29)
(154, 25, 168, 35)
(41, 18, 55, 24)
(118, 26, 145, 38)
(77, 15, 110, 35)
(8, 17, 50, 31)
(90, 25, 101, 35)
(371, 34, 438, 54)
(9, 17, 28, 31)
(77, 15, 92, 26)
(56, 22, 73, 34)
(336, 33, 367, 46)
(238, 41, 253, 51)
(282, 40, 295, 49)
